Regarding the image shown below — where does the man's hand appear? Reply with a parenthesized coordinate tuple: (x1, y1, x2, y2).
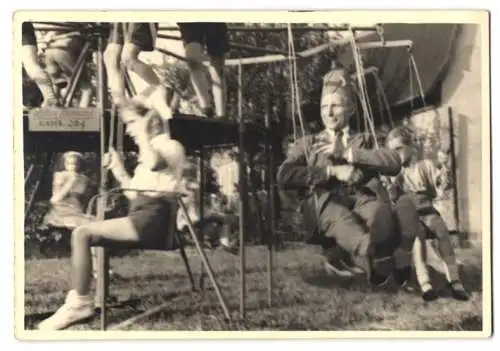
(311, 138, 345, 161)
(307, 167, 330, 186)
(328, 165, 355, 182)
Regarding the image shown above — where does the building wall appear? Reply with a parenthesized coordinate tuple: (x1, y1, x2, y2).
(440, 24, 483, 238)
(409, 24, 483, 238)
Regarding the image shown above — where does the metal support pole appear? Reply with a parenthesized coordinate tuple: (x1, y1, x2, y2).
(448, 107, 461, 232)
(62, 41, 92, 107)
(95, 32, 110, 331)
(198, 148, 206, 291)
(237, 62, 246, 318)
(264, 99, 274, 307)
(177, 199, 231, 320)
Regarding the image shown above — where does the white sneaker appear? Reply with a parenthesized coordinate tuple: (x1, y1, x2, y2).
(38, 290, 94, 330)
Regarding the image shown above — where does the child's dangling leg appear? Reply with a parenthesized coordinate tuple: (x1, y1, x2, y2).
(206, 23, 229, 119)
(421, 213, 469, 301)
(122, 23, 175, 123)
(121, 23, 161, 100)
(413, 236, 438, 301)
(21, 23, 59, 107)
(185, 44, 213, 117)
(104, 24, 126, 106)
(178, 23, 214, 118)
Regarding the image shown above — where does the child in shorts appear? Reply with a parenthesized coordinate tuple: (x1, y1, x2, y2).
(38, 101, 186, 330)
(177, 22, 229, 119)
(42, 27, 94, 107)
(21, 22, 59, 107)
(386, 126, 469, 301)
(104, 22, 175, 125)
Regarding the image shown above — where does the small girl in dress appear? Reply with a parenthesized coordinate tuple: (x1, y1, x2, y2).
(41, 151, 115, 280)
(42, 151, 92, 230)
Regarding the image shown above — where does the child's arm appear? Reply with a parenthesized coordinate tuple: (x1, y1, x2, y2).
(105, 149, 132, 188)
(110, 163, 132, 188)
(148, 136, 186, 172)
(420, 159, 449, 196)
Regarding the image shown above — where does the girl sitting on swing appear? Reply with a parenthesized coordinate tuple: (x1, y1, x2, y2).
(42, 151, 92, 231)
(42, 27, 95, 107)
(38, 101, 186, 330)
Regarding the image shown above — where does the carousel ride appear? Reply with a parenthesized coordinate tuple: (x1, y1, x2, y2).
(22, 21, 448, 330)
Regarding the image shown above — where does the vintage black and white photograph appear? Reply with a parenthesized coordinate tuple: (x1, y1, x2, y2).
(15, 11, 491, 336)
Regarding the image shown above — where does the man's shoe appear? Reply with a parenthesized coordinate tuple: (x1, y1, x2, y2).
(353, 254, 390, 287)
(422, 289, 438, 302)
(370, 270, 391, 287)
(340, 255, 365, 275)
(323, 258, 355, 278)
(448, 280, 470, 301)
(393, 266, 412, 288)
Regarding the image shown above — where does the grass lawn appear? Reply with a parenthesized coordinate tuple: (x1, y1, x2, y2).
(24, 243, 484, 331)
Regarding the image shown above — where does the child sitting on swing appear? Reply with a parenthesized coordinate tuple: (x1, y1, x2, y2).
(177, 22, 229, 119)
(38, 101, 186, 330)
(42, 27, 94, 107)
(385, 126, 469, 301)
(40, 151, 116, 281)
(104, 22, 175, 124)
(42, 151, 92, 230)
(21, 21, 59, 107)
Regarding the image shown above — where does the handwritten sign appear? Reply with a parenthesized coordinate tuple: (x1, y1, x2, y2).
(28, 107, 100, 132)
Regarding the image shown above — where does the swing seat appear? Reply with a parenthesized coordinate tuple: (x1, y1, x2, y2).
(28, 107, 100, 132)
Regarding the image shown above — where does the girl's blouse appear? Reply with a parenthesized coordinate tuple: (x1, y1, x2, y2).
(125, 162, 183, 199)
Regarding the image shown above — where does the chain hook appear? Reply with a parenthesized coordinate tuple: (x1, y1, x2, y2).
(375, 23, 385, 45)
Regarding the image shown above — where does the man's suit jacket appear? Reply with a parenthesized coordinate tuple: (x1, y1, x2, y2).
(277, 129, 402, 243)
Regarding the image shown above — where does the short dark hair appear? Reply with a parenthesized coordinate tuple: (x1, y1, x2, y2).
(387, 125, 413, 146)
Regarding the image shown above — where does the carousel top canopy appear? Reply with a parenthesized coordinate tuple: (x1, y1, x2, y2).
(336, 23, 461, 108)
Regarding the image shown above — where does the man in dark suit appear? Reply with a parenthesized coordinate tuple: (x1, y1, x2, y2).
(277, 66, 414, 286)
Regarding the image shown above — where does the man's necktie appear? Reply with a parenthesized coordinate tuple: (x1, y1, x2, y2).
(332, 130, 346, 163)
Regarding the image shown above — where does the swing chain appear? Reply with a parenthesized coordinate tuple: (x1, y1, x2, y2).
(375, 24, 385, 45)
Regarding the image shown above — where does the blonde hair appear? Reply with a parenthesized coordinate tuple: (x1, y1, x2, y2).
(58, 151, 84, 172)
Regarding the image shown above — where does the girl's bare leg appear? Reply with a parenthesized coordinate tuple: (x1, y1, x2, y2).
(45, 48, 95, 107)
(208, 54, 226, 118)
(104, 43, 126, 105)
(184, 42, 212, 115)
(38, 217, 142, 330)
(22, 45, 59, 106)
(121, 43, 160, 90)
